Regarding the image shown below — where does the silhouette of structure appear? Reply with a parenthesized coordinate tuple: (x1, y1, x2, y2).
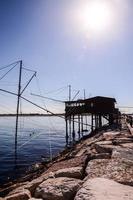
(0, 60, 37, 157)
(65, 96, 119, 143)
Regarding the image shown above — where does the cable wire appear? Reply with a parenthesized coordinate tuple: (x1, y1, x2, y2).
(0, 61, 20, 71)
(0, 63, 18, 81)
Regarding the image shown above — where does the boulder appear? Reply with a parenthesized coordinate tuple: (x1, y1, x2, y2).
(23, 167, 83, 196)
(121, 142, 133, 148)
(91, 152, 111, 159)
(103, 131, 121, 140)
(45, 156, 87, 174)
(112, 137, 133, 145)
(94, 141, 114, 154)
(112, 147, 133, 162)
(74, 178, 133, 200)
(86, 158, 133, 185)
(35, 177, 82, 200)
(0, 182, 29, 198)
(127, 124, 133, 135)
(25, 172, 55, 195)
(86, 158, 109, 178)
(75, 148, 88, 157)
(54, 167, 83, 179)
(5, 189, 31, 200)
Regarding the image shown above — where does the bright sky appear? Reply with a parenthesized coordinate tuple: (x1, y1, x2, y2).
(0, 0, 133, 113)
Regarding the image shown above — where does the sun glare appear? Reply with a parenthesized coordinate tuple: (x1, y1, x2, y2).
(79, 0, 114, 33)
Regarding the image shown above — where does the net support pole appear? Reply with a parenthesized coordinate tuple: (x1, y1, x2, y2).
(15, 60, 22, 154)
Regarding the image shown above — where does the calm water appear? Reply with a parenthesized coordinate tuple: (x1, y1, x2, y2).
(0, 116, 67, 186)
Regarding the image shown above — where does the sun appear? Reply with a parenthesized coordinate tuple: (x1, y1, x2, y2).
(78, 0, 114, 33)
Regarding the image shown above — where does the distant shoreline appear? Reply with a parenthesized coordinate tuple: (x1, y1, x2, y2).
(0, 113, 65, 117)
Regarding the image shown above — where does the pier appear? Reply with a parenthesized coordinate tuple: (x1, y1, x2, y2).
(65, 96, 120, 143)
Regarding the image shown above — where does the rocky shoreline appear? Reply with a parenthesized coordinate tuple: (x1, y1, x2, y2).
(0, 119, 133, 199)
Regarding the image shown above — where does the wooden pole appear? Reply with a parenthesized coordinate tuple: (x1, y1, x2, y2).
(84, 89, 88, 130)
(81, 115, 83, 136)
(66, 118, 68, 144)
(69, 85, 71, 101)
(91, 114, 93, 132)
(69, 116, 71, 143)
(15, 60, 22, 154)
(72, 115, 75, 141)
(99, 114, 102, 127)
(78, 115, 81, 138)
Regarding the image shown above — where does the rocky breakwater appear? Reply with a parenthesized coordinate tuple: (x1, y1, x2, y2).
(1, 124, 133, 200)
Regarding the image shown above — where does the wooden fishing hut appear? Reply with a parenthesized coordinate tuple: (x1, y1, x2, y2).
(65, 96, 119, 143)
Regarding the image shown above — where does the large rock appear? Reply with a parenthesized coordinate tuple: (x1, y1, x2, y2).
(74, 178, 133, 200)
(75, 148, 88, 157)
(121, 142, 133, 148)
(25, 172, 55, 195)
(103, 131, 121, 140)
(25, 167, 83, 195)
(0, 182, 29, 198)
(86, 158, 109, 178)
(35, 177, 82, 200)
(112, 147, 133, 162)
(112, 137, 133, 145)
(127, 124, 133, 135)
(54, 167, 83, 179)
(90, 152, 111, 159)
(94, 141, 114, 154)
(45, 156, 87, 174)
(86, 158, 133, 185)
(5, 189, 31, 200)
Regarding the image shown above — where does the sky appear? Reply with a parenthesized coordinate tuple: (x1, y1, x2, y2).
(0, 0, 133, 113)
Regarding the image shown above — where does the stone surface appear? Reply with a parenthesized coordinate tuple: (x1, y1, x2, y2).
(5, 189, 31, 200)
(127, 124, 133, 135)
(7, 187, 30, 196)
(94, 141, 114, 154)
(25, 172, 55, 195)
(23, 165, 84, 197)
(121, 142, 133, 148)
(75, 148, 88, 157)
(103, 131, 121, 140)
(54, 167, 83, 179)
(35, 177, 82, 200)
(0, 182, 29, 198)
(91, 152, 111, 159)
(112, 137, 133, 145)
(86, 158, 133, 185)
(112, 147, 133, 162)
(45, 156, 87, 174)
(29, 198, 42, 200)
(74, 178, 133, 200)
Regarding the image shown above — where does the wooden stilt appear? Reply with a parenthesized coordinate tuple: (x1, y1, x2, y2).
(66, 118, 68, 144)
(72, 115, 75, 141)
(99, 114, 102, 127)
(69, 115, 71, 142)
(81, 115, 83, 136)
(91, 114, 93, 132)
(95, 115, 96, 129)
(15, 60, 22, 157)
(78, 115, 81, 138)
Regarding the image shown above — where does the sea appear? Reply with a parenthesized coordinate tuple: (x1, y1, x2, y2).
(0, 116, 68, 186)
